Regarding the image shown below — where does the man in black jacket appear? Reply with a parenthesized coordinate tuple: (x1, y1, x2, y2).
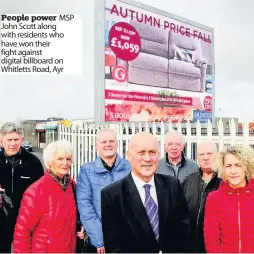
(183, 141, 221, 253)
(101, 132, 190, 253)
(0, 122, 44, 253)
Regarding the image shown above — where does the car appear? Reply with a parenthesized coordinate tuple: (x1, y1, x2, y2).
(22, 141, 33, 152)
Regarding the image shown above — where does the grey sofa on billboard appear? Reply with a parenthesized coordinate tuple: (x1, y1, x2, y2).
(119, 20, 208, 92)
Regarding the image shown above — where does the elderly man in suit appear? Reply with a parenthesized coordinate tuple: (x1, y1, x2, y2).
(101, 132, 190, 253)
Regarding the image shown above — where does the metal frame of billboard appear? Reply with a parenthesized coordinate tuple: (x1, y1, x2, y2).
(94, 0, 215, 125)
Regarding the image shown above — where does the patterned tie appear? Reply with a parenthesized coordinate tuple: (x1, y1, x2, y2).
(143, 184, 159, 241)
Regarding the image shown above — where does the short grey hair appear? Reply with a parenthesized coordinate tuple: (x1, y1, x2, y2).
(96, 128, 117, 142)
(0, 122, 24, 138)
(43, 140, 74, 169)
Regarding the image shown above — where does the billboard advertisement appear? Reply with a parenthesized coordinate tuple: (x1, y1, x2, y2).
(98, 0, 214, 123)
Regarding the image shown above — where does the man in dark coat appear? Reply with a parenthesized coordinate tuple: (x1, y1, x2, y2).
(101, 132, 190, 253)
(0, 122, 44, 253)
(183, 141, 221, 253)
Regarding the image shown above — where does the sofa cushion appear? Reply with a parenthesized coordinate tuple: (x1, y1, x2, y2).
(129, 20, 169, 59)
(168, 59, 201, 78)
(141, 38, 169, 59)
(128, 66, 168, 88)
(168, 32, 202, 59)
(130, 20, 168, 44)
(174, 45, 193, 63)
(129, 52, 168, 72)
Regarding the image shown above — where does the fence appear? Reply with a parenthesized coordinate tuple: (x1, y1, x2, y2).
(45, 118, 253, 181)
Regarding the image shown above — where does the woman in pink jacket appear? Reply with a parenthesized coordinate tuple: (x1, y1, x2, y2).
(204, 145, 254, 253)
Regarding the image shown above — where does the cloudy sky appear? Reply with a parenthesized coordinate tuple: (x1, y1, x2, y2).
(0, 0, 254, 122)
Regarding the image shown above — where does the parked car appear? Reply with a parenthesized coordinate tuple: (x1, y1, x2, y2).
(22, 140, 33, 152)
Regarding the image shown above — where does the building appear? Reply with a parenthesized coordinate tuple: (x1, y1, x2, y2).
(36, 118, 64, 148)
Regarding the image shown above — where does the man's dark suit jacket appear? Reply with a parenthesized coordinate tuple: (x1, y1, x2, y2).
(101, 173, 191, 253)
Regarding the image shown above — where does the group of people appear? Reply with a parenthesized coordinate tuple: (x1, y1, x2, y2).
(1, 122, 254, 253)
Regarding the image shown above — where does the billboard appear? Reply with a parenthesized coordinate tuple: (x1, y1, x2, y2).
(95, 0, 214, 123)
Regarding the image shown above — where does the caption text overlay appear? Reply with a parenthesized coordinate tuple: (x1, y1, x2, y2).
(0, 14, 82, 75)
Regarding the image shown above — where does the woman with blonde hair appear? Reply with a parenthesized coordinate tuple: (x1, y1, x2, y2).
(13, 140, 84, 253)
(204, 145, 254, 253)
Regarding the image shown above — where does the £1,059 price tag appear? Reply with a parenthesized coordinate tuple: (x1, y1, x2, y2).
(111, 38, 140, 54)
(109, 22, 141, 61)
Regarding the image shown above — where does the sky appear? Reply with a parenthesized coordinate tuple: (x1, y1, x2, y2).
(0, 0, 254, 122)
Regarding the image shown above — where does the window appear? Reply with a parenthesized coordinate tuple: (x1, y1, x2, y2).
(201, 128, 207, 136)
(191, 128, 196, 135)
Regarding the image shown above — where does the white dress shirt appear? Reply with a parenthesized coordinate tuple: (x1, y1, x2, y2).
(131, 171, 158, 205)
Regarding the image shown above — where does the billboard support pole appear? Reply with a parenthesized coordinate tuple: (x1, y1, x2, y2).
(94, 0, 105, 123)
